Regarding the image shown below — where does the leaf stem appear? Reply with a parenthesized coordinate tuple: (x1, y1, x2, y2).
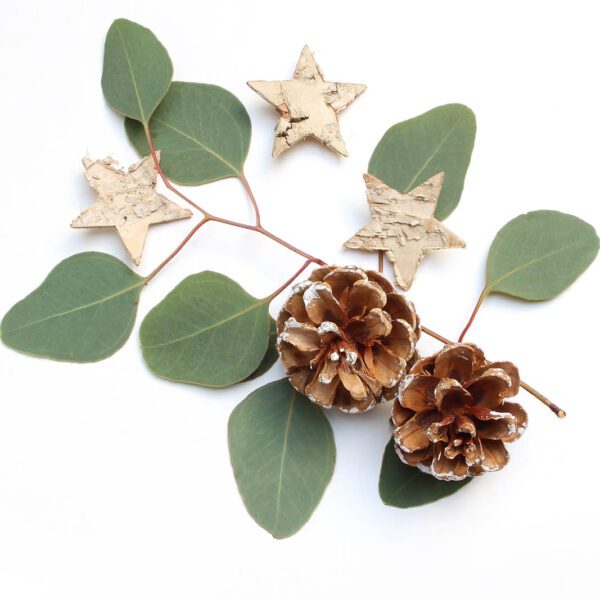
(240, 172, 261, 226)
(420, 325, 566, 418)
(458, 287, 489, 342)
(144, 125, 206, 214)
(265, 259, 315, 302)
(145, 218, 210, 283)
(143, 125, 325, 268)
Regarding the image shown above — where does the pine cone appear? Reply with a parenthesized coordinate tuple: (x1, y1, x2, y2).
(392, 343, 527, 480)
(277, 265, 420, 413)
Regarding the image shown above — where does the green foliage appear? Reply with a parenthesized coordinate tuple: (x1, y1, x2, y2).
(245, 319, 279, 381)
(140, 272, 271, 387)
(126, 82, 251, 185)
(228, 379, 336, 538)
(379, 438, 471, 508)
(102, 18, 173, 124)
(1, 253, 144, 362)
(369, 104, 476, 220)
(486, 210, 599, 300)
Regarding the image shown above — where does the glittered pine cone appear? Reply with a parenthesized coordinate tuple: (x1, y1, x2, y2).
(392, 343, 527, 480)
(277, 265, 420, 413)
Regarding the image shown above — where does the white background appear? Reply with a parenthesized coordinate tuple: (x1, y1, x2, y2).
(1, 1, 599, 598)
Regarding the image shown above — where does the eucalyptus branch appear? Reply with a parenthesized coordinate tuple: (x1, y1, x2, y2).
(421, 325, 566, 418)
(145, 217, 210, 283)
(265, 259, 315, 301)
(143, 125, 325, 273)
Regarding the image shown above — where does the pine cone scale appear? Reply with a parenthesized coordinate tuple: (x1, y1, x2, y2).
(277, 266, 420, 413)
(392, 343, 528, 480)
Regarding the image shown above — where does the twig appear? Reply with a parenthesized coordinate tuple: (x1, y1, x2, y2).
(265, 259, 315, 301)
(458, 287, 489, 342)
(143, 125, 324, 267)
(420, 326, 566, 418)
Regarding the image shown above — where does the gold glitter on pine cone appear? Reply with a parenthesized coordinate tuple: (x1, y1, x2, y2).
(277, 265, 420, 413)
(392, 343, 527, 480)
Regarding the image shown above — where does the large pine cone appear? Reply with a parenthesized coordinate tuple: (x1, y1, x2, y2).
(277, 265, 420, 413)
(392, 343, 527, 480)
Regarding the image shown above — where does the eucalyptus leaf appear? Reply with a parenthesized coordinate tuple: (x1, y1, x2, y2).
(379, 438, 471, 508)
(140, 271, 270, 387)
(126, 82, 251, 185)
(244, 318, 279, 381)
(1, 252, 144, 362)
(102, 18, 173, 124)
(486, 210, 599, 300)
(229, 379, 335, 538)
(369, 104, 476, 220)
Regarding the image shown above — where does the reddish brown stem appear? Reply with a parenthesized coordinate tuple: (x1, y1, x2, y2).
(378, 250, 384, 273)
(265, 259, 314, 301)
(240, 173, 261, 226)
(421, 325, 566, 418)
(458, 287, 489, 342)
(145, 218, 210, 283)
(144, 126, 206, 214)
(143, 125, 324, 267)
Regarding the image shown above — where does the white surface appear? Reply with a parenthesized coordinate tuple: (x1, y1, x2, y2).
(1, 1, 599, 598)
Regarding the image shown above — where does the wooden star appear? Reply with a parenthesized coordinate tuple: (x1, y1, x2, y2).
(344, 173, 465, 289)
(248, 45, 366, 157)
(71, 155, 192, 265)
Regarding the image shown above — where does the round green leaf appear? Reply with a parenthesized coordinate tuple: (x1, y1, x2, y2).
(379, 438, 471, 508)
(102, 19, 173, 124)
(126, 82, 251, 185)
(486, 210, 599, 300)
(369, 104, 476, 220)
(228, 379, 336, 539)
(244, 318, 279, 381)
(140, 271, 270, 387)
(1, 252, 145, 362)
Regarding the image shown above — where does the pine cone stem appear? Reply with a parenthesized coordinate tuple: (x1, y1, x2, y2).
(421, 326, 566, 418)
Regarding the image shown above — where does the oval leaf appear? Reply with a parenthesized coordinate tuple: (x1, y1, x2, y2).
(486, 210, 599, 300)
(140, 271, 270, 387)
(1, 252, 144, 362)
(369, 104, 476, 220)
(229, 379, 335, 538)
(244, 318, 279, 381)
(379, 438, 471, 508)
(102, 18, 173, 124)
(126, 82, 251, 185)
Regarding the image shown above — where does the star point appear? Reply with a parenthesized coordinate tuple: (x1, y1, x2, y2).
(248, 45, 366, 157)
(71, 155, 192, 266)
(344, 173, 465, 289)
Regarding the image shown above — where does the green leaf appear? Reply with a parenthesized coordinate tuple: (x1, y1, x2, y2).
(228, 379, 335, 538)
(1, 252, 144, 362)
(369, 104, 476, 220)
(486, 210, 599, 301)
(140, 271, 270, 387)
(102, 19, 173, 124)
(126, 82, 251, 185)
(379, 438, 471, 508)
(244, 318, 279, 381)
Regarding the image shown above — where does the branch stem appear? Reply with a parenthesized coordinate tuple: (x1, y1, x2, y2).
(143, 125, 325, 269)
(265, 259, 314, 301)
(240, 173, 261, 226)
(458, 287, 489, 342)
(421, 326, 566, 418)
(145, 218, 209, 283)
